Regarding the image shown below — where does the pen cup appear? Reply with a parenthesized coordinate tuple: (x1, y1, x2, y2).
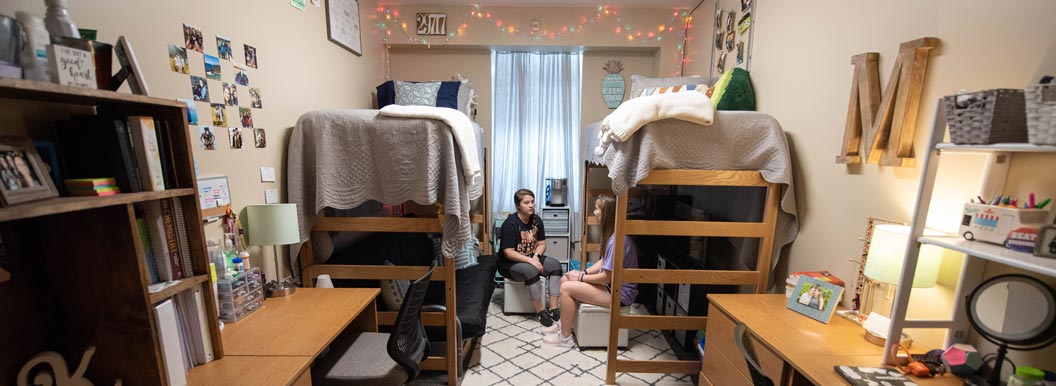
(315, 274, 334, 289)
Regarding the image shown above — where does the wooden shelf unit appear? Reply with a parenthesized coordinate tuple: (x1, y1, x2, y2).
(0, 80, 220, 385)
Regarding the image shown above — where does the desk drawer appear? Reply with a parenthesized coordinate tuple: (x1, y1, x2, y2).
(292, 369, 311, 386)
(701, 341, 751, 386)
(698, 371, 714, 386)
(705, 304, 785, 383)
(546, 236, 569, 261)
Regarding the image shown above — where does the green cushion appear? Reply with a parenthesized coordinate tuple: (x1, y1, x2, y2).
(715, 68, 756, 111)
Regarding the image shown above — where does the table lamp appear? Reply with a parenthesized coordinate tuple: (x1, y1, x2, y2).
(860, 224, 943, 345)
(243, 204, 300, 296)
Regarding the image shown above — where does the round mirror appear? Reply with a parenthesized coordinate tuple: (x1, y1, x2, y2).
(966, 274, 1056, 347)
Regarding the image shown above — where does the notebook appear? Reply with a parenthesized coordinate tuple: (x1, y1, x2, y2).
(835, 366, 918, 386)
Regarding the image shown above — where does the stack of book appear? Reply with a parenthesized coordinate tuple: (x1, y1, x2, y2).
(785, 270, 845, 297)
(64, 178, 120, 196)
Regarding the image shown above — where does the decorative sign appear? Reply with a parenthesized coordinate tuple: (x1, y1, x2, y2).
(48, 45, 96, 88)
(327, 0, 362, 56)
(416, 13, 447, 35)
(17, 346, 123, 386)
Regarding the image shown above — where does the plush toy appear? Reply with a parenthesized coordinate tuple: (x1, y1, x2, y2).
(942, 343, 983, 377)
(711, 67, 756, 111)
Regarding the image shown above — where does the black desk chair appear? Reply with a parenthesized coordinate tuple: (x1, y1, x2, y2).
(734, 322, 775, 386)
(314, 264, 435, 386)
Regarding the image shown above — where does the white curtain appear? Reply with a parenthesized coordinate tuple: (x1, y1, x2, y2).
(491, 51, 582, 234)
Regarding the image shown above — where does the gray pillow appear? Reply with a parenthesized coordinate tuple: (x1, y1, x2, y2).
(629, 74, 708, 97)
(395, 80, 441, 106)
(456, 81, 474, 118)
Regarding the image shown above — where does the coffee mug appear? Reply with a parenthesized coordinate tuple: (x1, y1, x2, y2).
(316, 274, 334, 289)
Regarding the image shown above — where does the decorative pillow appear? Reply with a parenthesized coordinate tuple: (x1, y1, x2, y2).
(456, 81, 475, 118)
(436, 81, 460, 110)
(630, 74, 705, 96)
(395, 80, 441, 106)
(713, 68, 756, 111)
(453, 238, 481, 270)
(376, 80, 396, 109)
(378, 262, 410, 310)
(633, 84, 708, 98)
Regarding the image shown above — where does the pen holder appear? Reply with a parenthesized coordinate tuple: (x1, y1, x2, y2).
(959, 203, 1048, 251)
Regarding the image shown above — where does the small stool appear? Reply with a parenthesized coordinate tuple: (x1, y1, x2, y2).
(502, 278, 535, 314)
(574, 303, 629, 348)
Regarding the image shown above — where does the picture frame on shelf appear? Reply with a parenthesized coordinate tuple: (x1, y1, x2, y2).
(0, 138, 59, 207)
(787, 275, 844, 324)
(112, 36, 149, 96)
(326, 0, 362, 56)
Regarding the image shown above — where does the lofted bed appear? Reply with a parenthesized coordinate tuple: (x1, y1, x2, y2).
(581, 112, 800, 384)
(287, 108, 492, 386)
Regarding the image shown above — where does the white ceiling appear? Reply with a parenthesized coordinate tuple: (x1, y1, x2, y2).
(380, 0, 701, 9)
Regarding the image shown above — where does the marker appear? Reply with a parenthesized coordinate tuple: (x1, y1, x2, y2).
(1003, 196, 1011, 206)
(977, 196, 986, 205)
(990, 195, 1003, 206)
(1029, 193, 1036, 208)
(1038, 198, 1052, 209)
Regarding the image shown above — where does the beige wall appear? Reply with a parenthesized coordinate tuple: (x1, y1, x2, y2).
(686, 0, 1056, 362)
(0, 0, 384, 279)
(387, 46, 493, 142)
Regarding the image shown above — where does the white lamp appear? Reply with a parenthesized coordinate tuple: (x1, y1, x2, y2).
(243, 204, 300, 290)
(860, 224, 944, 323)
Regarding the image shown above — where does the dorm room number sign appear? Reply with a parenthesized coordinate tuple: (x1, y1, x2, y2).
(416, 13, 447, 35)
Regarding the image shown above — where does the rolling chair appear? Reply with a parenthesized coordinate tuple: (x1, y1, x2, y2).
(314, 264, 436, 386)
(734, 322, 774, 386)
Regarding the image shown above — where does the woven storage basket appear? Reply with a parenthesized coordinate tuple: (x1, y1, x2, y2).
(944, 89, 1027, 144)
(1026, 81, 1056, 145)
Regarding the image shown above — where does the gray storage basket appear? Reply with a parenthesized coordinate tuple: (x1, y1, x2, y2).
(944, 89, 1027, 144)
(1026, 81, 1056, 145)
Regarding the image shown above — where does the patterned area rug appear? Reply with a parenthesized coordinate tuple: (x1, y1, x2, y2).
(412, 288, 696, 386)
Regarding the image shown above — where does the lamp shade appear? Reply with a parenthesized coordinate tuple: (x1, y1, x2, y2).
(863, 224, 943, 288)
(244, 204, 300, 246)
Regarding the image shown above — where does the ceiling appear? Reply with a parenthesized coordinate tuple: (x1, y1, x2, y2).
(379, 0, 701, 8)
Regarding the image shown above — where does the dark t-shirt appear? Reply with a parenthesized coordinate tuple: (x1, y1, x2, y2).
(499, 213, 546, 265)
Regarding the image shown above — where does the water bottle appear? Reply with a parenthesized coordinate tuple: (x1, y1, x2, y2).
(1009, 366, 1045, 386)
(15, 12, 50, 82)
(43, 0, 80, 38)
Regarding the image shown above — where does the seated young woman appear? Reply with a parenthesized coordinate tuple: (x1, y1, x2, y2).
(542, 194, 638, 348)
(498, 189, 564, 327)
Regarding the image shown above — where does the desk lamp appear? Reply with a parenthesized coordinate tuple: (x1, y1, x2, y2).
(861, 224, 943, 345)
(243, 204, 300, 296)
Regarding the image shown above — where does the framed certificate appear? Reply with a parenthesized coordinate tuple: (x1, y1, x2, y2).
(326, 0, 362, 56)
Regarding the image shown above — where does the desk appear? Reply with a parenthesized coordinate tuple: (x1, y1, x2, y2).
(187, 288, 380, 386)
(699, 294, 962, 386)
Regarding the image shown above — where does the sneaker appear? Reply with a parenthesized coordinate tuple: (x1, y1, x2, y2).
(549, 308, 560, 322)
(537, 310, 554, 327)
(543, 332, 575, 348)
(540, 321, 561, 335)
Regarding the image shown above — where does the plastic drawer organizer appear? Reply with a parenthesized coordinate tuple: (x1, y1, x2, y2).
(217, 267, 264, 322)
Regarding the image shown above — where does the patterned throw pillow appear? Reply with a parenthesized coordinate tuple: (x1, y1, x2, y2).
(395, 80, 441, 106)
(430, 235, 480, 270)
(633, 84, 708, 98)
(379, 262, 410, 310)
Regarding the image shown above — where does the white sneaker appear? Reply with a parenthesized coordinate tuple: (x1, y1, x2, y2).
(543, 332, 575, 348)
(540, 321, 561, 335)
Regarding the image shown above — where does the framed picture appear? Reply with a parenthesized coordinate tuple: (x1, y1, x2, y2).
(1036, 226, 1056, 259)
(0, 138, 59, 207)
(787, 276, 844, 324)
(326, 0, 362, 56)
(114, 36, 149, 96)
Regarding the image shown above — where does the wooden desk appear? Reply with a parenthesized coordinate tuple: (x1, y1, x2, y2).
(699, 294, 962, 386)
(188, 288, 379, 386)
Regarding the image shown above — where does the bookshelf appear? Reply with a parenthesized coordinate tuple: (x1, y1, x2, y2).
(0, 80, 222, 385)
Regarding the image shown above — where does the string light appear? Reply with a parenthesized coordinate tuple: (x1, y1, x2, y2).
(377, 4, 695, 75)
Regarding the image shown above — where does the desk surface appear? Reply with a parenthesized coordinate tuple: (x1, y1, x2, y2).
(221, 287, 379, 357)
(708, 294, 962, 386)
(186, 356, 311, 386)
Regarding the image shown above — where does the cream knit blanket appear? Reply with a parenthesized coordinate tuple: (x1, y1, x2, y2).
(380, 104, 482, 187)
(595, 91, 714, 156)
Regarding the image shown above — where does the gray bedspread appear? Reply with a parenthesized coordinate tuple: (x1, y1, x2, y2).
(287, 109, 484, 261)
(583, 111, 798, 276)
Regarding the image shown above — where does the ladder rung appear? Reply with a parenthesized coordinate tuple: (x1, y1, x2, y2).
(621, 269, 759, 285)
(625, 220, 768, 238)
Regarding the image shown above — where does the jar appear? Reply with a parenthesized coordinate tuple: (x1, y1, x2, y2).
(232, 257, 244, 273)
(1009, 366, 1045, 386)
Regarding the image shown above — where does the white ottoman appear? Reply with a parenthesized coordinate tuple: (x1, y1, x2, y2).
(574, 303, 629, 348)
(502, 278, 536, 314)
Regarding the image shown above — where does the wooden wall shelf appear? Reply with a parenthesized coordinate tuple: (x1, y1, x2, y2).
(0, 189, 195, 223)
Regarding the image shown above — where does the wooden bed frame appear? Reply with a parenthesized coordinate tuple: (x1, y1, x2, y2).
(298, 152, 490, 386)
(580, 163, 781, 384)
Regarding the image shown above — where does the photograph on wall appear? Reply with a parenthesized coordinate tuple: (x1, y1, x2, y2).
(222, 82, 238, 106)
(245, 44, 258, 69)
(714, 29, 723, 50)
(183, 23, 203, 53)
(738, 12, 751, 35)
(716, 51, 727, 74)
(741, 0, 753, 12)
(210, 103, 227, 126)
(234, 66, 249, 86)
(725, 11, 735, 32)
(714, 8, 723, 31)
(249, 88, 263, 108)
(239, 107, 254, 128)
(177, 98, 198, 125)
(190, 75, 209, 102)
(228, 127, 244, 149)
(216, 35, 233, 60)
(254, 128, 266, 148)
(204, 54, 221, 80)
(725, 30, 735, 51)
(167, 44, 189, 74)
(199, 126, 217, 150)
(736, 42, 745, 64)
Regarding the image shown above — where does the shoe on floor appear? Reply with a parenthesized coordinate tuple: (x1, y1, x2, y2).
(540, 321, 561, 335)
(537, 310, 554, 327)
(549, 308, 560, 322)
(543, 332, 575, 348)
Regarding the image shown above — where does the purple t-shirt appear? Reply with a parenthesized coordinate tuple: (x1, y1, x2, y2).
(601, 235, 638, 306)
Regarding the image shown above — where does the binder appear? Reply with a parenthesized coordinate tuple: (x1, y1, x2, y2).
(128, 116, 166, 191)
(153, 299, 188, 386)
(172, 199, 194, 277)
(177, 286, 215, 364)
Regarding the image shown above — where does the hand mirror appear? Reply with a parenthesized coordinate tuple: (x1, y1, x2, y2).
(965, 274, 1056, 386)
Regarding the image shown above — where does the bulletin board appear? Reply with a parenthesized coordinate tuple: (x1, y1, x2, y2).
(709, 0, 756, 79)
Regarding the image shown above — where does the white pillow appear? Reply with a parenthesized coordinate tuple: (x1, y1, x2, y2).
(629, 74, 707, 97)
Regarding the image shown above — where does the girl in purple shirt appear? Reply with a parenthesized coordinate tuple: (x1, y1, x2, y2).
(542, 194, 638, 348)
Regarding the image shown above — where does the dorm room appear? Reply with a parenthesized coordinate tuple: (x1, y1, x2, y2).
(1, 1, 1055, 386)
